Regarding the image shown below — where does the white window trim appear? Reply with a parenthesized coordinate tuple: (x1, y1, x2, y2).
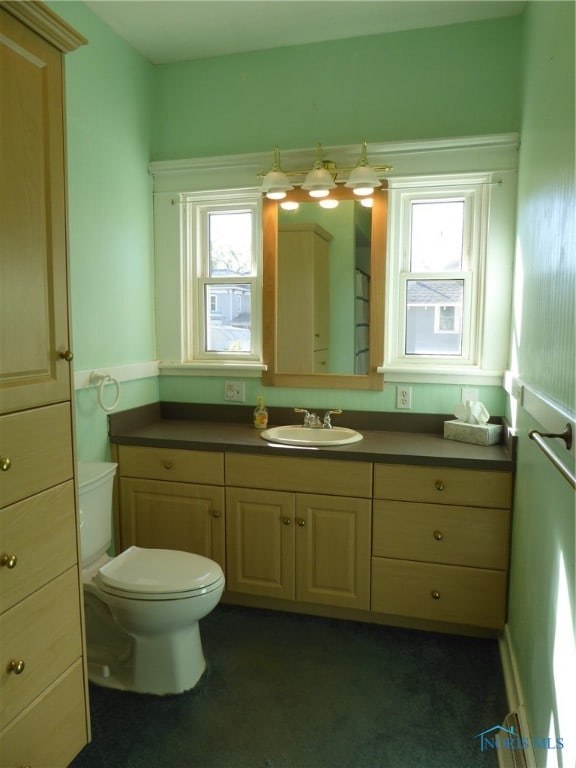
(181, 189, 263, 368)
(380, 172, 506, 383)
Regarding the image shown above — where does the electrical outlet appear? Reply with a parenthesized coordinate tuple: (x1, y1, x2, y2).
(224, 381, 245, 402)
(396, 386, 412, 409)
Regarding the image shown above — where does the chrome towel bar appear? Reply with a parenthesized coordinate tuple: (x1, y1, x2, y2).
(528, 424, 575, 489)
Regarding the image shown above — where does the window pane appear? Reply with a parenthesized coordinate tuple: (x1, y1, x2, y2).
(204, 284, 252, 352)
(208, 212, 253, 277)
(405, 279, 463, 355)
(410, 201, 464, 271)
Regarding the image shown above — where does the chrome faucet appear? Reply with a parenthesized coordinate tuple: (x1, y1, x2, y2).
(294, 408, 343, 429)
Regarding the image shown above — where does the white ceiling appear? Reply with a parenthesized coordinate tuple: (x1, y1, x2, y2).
(84, 0, 526, 64)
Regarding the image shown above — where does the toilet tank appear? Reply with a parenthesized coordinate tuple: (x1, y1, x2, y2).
(77, 461, 118, 568)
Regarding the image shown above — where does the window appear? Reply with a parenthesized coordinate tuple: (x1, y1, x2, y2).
(183, 191, 262, 364)
(384, 175, 492, 376)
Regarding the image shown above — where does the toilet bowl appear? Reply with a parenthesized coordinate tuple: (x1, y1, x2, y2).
(78, 461, 225, 695)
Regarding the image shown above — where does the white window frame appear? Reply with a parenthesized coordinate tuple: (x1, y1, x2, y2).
(181, 190, 263, 366)
(383, 174, 493, 380)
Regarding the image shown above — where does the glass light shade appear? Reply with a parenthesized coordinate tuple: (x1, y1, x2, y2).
(319, 198, 339, 209)
(261, 169, 293, 199)
(280, 201, 299, 211)
(345, 164, 382, 194)
(360, 197, 374, 208)
(301, 167, 336, 197)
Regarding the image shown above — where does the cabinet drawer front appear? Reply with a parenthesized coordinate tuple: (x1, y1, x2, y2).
(118, 445, 224, 485)
(373, 464, 512, 508)
(0, 568, 83, 727)
(0, 481, 78, 613)
(372, 500, 510, 570)
(225, 454, 372, 498)
(371, 558, 507, 629)
(0, 660, 87, 768)
(0, 404, 73, 508)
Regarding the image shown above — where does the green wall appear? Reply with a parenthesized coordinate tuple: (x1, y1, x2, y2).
(49, 1, 159, 460)
(506, 1, 575, 763)
(153, 17, 522, 160)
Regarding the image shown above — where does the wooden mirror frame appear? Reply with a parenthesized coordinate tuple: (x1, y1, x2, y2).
(262, 184, 387, 390)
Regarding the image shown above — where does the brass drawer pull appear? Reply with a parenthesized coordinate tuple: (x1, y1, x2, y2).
(0, 456, 11, 472)
(162, 461, 173, 470)
(431, 590, 440, 600)
(282, 517, 292, 526)
(433, 530, 443, 541)
(210, 510, 221, 518)
(8, 659, 25, 674)
(1, 554, 17, 569)
(59, 349, 74, 362)
(434, 480, 445, 491)
(296, 518, 306, 527)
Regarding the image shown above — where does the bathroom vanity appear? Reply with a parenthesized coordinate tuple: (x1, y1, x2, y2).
(110, 404, 514, 638)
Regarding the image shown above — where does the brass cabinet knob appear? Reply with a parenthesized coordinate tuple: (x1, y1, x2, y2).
(434, 480, 445, 491)
(431, 590, 440, 600)
(1, 554, 17, 569)
(0, 456, 11, 472)
(7, 659, 25, 674)
(162, 461, 173, 470)
(433, 530, 443, 541)
(59, 349, 74, 362)
(282, 517, 291, 526)
(296, 518, 306, 527)
(210, 510, 221, 518)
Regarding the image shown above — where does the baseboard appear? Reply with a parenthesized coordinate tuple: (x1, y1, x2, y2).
(498, 625, 537, 768)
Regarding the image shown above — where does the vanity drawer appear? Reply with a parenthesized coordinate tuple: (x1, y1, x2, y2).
(0, 481, 78, 613)
(118, 445, 224, 485)
(371, 557, 507, 629)
(373, 464, 512, 508)
(225, 453, 372, 498)
(0, 403, 73, 508)
(0, 567, 83, 727)
(0, 660, 87, 768)
(372, 500, 510, 570)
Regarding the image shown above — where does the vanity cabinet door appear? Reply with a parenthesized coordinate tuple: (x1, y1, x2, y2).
(119, 478, 225, 570)
(226, 488, 295, 600)
(295, 494, 371, 610)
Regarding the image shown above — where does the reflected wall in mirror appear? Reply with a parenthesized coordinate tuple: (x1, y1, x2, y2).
(263, 185, 387, 390)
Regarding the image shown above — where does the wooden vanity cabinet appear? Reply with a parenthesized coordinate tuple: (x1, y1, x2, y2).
(0, 4, 88, 766)
(371, 464, 512, 630)
(116, 446, 225, 569)
(225, 455, 372, 611)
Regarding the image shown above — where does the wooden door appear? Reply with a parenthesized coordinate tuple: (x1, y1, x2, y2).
(0, 8, 73, 414)
(295, 493, 371, 610)
(226, 487, 295, 600)
(119, 478, 225, 569)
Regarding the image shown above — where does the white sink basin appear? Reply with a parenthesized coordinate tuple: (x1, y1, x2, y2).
(260, 425, 363, 447)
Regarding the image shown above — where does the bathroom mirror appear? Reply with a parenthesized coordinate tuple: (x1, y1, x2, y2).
(262, 185, 387, 390)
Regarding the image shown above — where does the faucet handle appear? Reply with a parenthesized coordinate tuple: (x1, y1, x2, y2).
(323, 409, 343, 428)
(294, 408, 312, 427)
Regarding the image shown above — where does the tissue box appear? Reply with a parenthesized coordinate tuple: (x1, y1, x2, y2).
(443, 420, 502, 446)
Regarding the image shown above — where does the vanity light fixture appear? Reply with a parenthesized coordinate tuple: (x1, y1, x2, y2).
(259, 142, 391, 201)
(319, 198, 339, 209)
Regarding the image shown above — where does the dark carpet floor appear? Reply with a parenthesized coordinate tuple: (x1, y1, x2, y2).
(70, 605, 507, 768)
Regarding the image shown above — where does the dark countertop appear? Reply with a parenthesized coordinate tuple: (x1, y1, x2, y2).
(109, 403, 515, 471)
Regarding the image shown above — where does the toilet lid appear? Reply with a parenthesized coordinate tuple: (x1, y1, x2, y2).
(95, 546, 224, 595)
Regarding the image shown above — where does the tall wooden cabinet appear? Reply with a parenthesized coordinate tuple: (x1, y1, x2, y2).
(276, 224, 332, 373)
(0, 3, 88, 766)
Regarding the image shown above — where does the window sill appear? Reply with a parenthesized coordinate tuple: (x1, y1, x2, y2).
(159, 362, 267, 378)
(379, 365, 504, 386)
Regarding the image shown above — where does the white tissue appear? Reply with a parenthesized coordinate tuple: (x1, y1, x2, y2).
(453, 400, 490, 425)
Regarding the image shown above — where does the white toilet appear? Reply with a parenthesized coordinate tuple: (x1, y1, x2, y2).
(77, 461, 225, 695)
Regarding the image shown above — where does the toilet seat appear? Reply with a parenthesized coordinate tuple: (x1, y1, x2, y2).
(94, 546, 225, 601)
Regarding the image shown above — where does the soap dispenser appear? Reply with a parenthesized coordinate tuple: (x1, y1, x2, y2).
(253, 395, 269, 429)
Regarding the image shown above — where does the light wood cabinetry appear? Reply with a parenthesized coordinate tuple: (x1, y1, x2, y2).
(0, 4, 88, 765)
(225, 454, 372, 610)
(371, 464, 512, 630)
(117, 446, 225, 569)
(276, 224, 332, 373)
